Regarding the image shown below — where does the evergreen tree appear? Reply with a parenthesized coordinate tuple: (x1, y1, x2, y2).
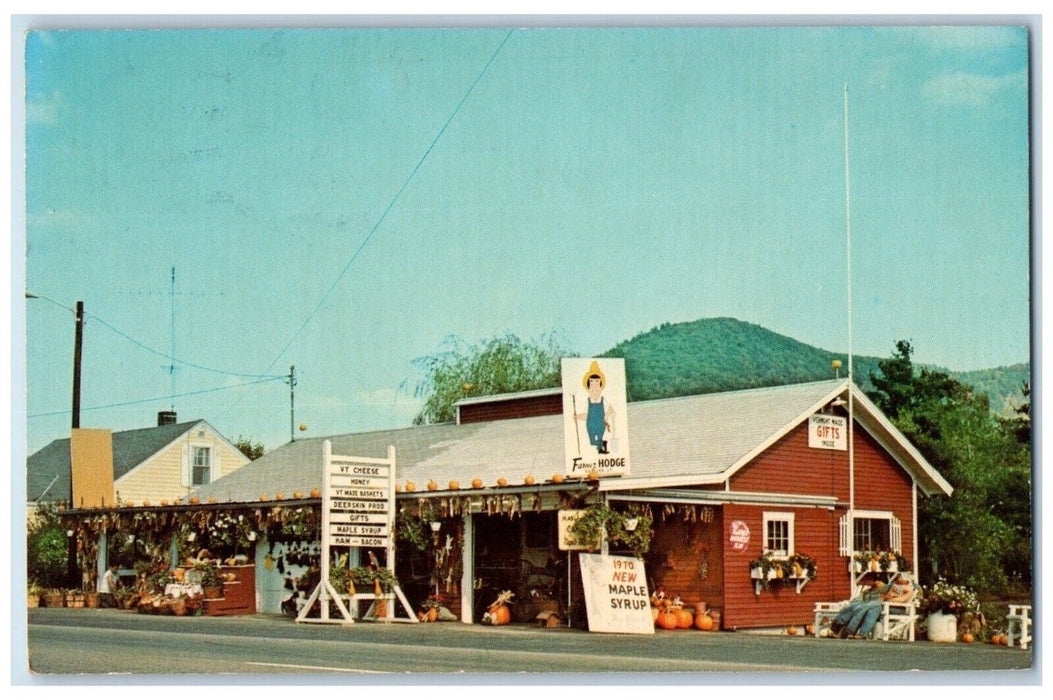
(867, 342, 1031, 594)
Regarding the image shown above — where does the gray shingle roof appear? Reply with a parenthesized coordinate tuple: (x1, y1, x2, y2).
(26, 420, 204, 502)
(195, 379, 937, 504)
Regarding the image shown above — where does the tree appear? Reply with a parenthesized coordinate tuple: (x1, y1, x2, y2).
(234, 436, 265, 460)
(867, 342, 1032, 594)
(411, 332, 574, 425)
(27, 503, 69, 589)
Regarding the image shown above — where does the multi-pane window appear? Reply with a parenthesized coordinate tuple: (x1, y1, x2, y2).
(853, 517, 891, 551)
(763, 512, 794, 557)
(192, 446, 212, 486)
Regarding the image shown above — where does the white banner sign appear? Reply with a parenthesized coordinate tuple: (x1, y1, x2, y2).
(561, 358, 631, 477)
(578, 554, 653, 635)
(809, 414, 847, 451)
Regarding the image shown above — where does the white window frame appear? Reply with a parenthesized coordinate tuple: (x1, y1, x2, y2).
(182, 440, 221, 488)
(762, 511, 795, 558)
(191, 445, 212, 486)
(844, 510, 901, 554)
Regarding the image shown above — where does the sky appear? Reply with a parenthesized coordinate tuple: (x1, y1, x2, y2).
(18, 24, 1031, 456)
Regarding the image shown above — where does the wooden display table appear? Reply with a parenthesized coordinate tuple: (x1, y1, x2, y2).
(202, 564, 256, 616)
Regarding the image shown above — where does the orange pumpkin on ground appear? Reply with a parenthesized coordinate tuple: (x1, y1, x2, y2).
(656, 610, 679, 630)
(787, 627, 798, 636)
(694, 613, 714, 631)
(675, 608, 694, 629)
(488, 604, 512, 625)
(805, 624, 816, 636)
(962, 633, 975, 643)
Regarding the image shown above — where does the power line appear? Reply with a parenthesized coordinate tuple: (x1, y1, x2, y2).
(27, 376, 284, 418)
(220, 29, 515, 417)
(86, 312, 285, 380)
(31, 290, 282, 380)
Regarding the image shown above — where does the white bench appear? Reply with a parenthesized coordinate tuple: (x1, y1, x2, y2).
(1006, 604, 1032, 650)
(814, 599, 918, 641)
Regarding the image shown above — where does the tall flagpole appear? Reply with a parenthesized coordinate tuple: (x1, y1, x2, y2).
(844, 84, 855, 514)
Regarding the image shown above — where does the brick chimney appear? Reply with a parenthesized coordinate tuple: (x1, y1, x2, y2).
(157, 410, 177, 426)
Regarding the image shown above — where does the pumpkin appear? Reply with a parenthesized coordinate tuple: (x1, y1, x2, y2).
(449, 480, 460, 490)
(293, 490, 303, 499)
(275, 492, 285, 500)
(427, 480, 438, 491)
(496, 477, 508, 487)
(160, 500, 169, 506)
(805, 624, 815, 636)
(694, 613, 714, 631)
(962, 633, 975, 643)
(675, 608, 694, 629)
(787, 626, 798, 636)
(309, 488, 321, 498)
(427, 608, 439, 623)
(524, 476, 535, 486)
(405, 481, 416, 492)
(587, 470, 600, 481)
(395, 483, 403, 493)
(189, 497, 200, 505)
(208, 497, 216, 503)
(259, 494, 268, 501)
(471, 478, 484, 489)
(488, 603, 512, 625)
(142, 500, 151, 507)
(552, 474, 565, 484)
(656, 610, 679, 630)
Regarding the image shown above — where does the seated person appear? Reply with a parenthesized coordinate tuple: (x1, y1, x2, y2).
(832, 575, 916, 638)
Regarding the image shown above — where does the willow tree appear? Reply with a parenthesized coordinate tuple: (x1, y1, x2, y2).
(411, 332, 574, 425)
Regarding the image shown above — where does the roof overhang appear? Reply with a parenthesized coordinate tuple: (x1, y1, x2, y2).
(607, 488, 840, 509)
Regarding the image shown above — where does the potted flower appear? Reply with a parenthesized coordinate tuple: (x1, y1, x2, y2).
(348, 565, 399, 594)
(42, 588, 66, 608)
(418, 593, 445, 622)
(920, 578, 978, 642)
(852, 549, 910, 573)
(28, 582, 44, 608)
(194, 561, 223, 599)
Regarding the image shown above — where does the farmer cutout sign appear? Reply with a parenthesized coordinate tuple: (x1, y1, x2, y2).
(561, 358, 631, 477)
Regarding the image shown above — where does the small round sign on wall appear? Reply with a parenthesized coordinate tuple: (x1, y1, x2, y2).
(729, 520, 751, 551)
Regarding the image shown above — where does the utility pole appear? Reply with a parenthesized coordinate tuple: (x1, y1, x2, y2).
(288, 365, 297, 442)
(72, 300, 84, 429)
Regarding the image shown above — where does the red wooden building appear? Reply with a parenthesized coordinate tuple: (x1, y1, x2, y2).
(185, 377, 951, 628)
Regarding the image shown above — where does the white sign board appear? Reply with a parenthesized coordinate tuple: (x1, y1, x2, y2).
(578, 554, 653, 634)
(561, 358, 631, 477)
(557, 509, 589, 551)
(808, 414, 847, 451)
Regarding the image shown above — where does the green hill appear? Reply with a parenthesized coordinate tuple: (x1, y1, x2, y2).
(600, 317, 1028, 415)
